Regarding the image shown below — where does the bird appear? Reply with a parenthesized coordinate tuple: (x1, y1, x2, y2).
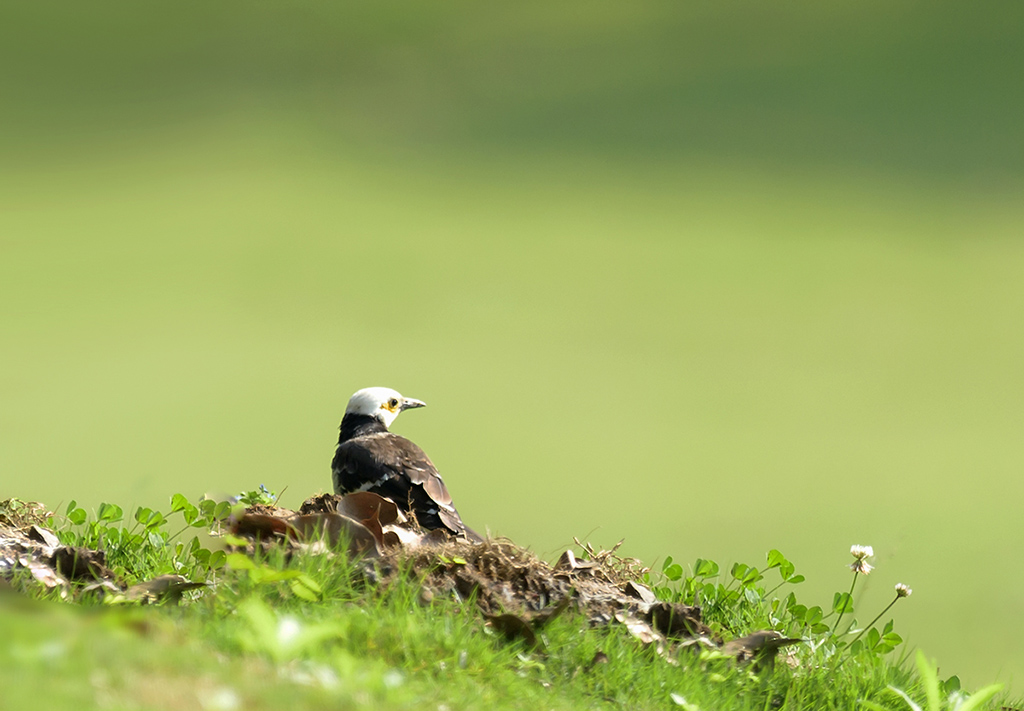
(331, 386, 481, 542)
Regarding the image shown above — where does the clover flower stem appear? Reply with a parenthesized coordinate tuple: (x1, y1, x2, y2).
(848, 594, 900, 647)
(831, 571, 859, 635)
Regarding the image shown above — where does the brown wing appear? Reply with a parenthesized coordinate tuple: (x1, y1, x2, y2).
(332, 433, 479, 541)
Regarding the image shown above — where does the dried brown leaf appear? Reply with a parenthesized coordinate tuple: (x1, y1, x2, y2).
(49, 546, 112, 582)
(337, 492, 404, 527)
(27, 525, 60, 548)
(81, 580, 123, 597)
(231, 513, 296, 540)
(554, 549, 577, 571)
(19, 556, 69, 592)
(615, 611, 661, 646)
(647, 601, 710, 639)
(624, 580, 657, 604)
(289, 513, 382, 557)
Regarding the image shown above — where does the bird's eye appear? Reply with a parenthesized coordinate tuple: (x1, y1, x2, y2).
(388, 398, 399, 409)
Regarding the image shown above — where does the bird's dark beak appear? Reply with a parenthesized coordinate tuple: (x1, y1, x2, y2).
(401, 398, 426, 411)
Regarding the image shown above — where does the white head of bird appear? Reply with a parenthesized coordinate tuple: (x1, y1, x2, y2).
(344, 387, 426, 429)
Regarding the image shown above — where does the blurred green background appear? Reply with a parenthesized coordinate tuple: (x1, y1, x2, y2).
(2, 0, 1022, 691)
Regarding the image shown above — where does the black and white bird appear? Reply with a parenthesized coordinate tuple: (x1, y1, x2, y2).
(331, 387, 481, 542)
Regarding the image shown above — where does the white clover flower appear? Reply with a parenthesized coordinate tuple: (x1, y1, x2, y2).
(850, 545, 874, 560)
(895, 583, 912, 598)
(849, 559, 874, 575)
(848, 545, 874, 574)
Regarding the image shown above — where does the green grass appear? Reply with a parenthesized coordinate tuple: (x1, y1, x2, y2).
(0, 549, 901, 711)
(0, 494, 1012, 711)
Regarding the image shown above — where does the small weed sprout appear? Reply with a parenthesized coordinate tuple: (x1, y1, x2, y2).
(234, 484, 280, 507)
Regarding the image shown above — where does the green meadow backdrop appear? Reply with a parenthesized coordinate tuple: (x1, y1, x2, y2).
(2, 0, 1022, 691)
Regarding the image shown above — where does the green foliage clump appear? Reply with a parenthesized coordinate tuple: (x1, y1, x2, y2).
(54, 493, 235, 584)
(651, 546, 908, 663)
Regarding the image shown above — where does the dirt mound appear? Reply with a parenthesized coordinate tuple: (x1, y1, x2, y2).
(231, 493, 714, 657)
(388, 536, 712, 654)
